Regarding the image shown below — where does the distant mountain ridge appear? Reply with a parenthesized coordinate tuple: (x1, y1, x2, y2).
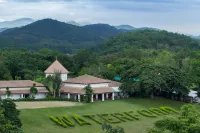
(0, 18, 34, 28)
(0, 19, 122, 53)
(115, 25, 136, 30)
(0, 28, 8, 32)
(115, 24, 160, 31)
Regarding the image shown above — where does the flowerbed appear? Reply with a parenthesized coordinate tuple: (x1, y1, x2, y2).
(49, 106, 179, 128)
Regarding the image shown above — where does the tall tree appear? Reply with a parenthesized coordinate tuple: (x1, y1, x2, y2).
(120, 64, 191, 99)
(1, 99, 22, 128)
(148, 104, 200, 133)
(30, 83, 38, 99)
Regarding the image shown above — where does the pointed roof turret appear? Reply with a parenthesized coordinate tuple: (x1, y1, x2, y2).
(44, 60, 69, 74)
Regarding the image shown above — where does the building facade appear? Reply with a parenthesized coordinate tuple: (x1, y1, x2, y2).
(0, 80, 48, 100)
(60, 74, 123, 102)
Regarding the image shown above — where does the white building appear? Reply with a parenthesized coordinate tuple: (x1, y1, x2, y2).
(0, 80, 48, 100)
(44, 59, 69, 81)
(60, 74, 121, 102)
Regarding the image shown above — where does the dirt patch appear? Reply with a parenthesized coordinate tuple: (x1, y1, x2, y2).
(15, 101, 82, 109)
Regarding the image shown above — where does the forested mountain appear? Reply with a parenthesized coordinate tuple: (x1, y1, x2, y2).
(0, 19, 121, 53)
(95, 30, 200, 55)
(0, 28, 7, 32)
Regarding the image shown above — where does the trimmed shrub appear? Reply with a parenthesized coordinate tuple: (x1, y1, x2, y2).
(159, 106, 179, 114)
(137, 109, 157, 117)
(83, 114, 103, 124)
(62, 116, 75, 127)
(98, 113, 121, 124)
(72, 114, 91, 126)
(49, 116, 68, 128)
(149, 108, 169, 115)
(111, 113, 134, 122)
(124, 111, 140, 120)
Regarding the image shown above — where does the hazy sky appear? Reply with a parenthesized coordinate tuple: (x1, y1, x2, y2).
(0, 0, 200, 35)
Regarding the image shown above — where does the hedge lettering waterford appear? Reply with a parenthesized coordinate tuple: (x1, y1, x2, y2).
(49, 106, 178, 128)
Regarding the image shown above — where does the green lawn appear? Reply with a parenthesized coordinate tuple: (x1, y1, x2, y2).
(20, 98, 187, 133)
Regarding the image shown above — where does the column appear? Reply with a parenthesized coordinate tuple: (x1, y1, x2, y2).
(112, 92, 115, 100)
(106, 93, 109, 99)
(102, 94, 104, 101)
(91, 94, 94, 102)
(74, 95, 77, 100)
(96, 94, 98, 100)
(78, 94, 80, 102)
(67, 93, 70, 99)
(21, 94, 24, 98)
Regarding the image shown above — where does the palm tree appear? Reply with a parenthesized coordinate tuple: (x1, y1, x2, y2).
(45, 71, 62, 98)
(52, 71, 62, 98)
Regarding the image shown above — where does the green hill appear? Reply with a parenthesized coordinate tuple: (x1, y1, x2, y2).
(0, 19, 121, 53)
(95, 30, 200, 55)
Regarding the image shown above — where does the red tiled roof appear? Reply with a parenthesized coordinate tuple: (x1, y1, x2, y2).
(0, 80, 45, 88)
(108, 80, 121, 87)
(60, 86, 85, 94)
(60, 86, 113, 94)
(63, 74, 110, 84)
(44, 60, 69, 74)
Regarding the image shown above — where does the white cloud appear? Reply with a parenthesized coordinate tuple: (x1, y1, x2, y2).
(0, 0, 7, 3)
(0, 0, 199, 35)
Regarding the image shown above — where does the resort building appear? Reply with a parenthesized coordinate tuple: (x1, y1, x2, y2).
(0, 80, 48, 99)
(0, 59, 123, 101)
(44, 59, 69, 81)
(60, 74, 120, 102)
(46, 60, 122, 102)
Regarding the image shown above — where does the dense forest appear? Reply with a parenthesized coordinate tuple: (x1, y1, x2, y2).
(1, 29, 200, 98)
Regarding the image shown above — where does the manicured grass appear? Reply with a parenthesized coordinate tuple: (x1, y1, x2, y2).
(20, 98, 188, 133)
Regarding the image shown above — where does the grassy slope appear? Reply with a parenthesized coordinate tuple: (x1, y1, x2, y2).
(20, 98, 185, 133)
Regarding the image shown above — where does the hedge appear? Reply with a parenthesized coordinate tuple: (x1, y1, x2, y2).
(83, 114, 103, 124)
(72, 114, 91, 126)
(159, 106, 179, 114)
(49, 106, 179, 128)
(62, 116, 75, 127)
(49, 116, 68, 128)
(124, 111, 140, 120)
(98, 113, 121, 124)
(111, 113, 134, 122)
(137, 109, 157, 117)
(149, 108, 169, 115)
